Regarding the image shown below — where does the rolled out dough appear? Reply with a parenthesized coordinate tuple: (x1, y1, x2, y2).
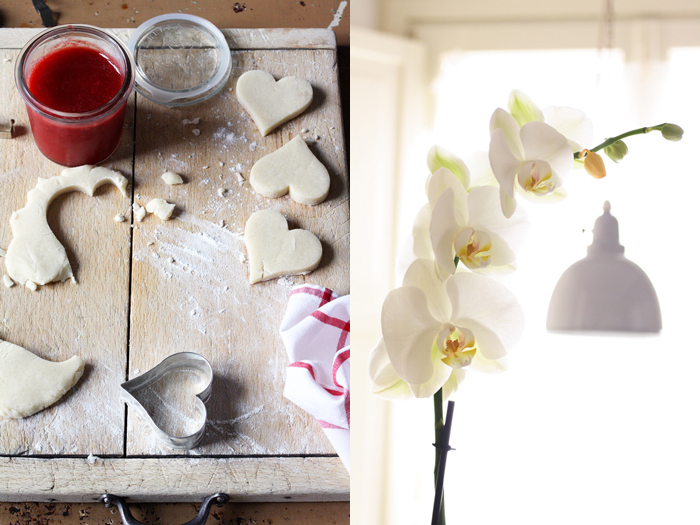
(0, 339, 84, 419)
(4, 165, 129, 287)
(236, 70, 313, 137)
(250, 135, 330, 205)
(244, 209, 322, 284)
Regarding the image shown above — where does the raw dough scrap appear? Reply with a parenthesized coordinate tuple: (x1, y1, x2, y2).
(0, 339, 84, 419)
(161, 171, 184, 185)
(250, 135, 330, 205)
(4, 165, 128, 286)
(146, 198, 176, 220)
(245, 209, 322, 284)
(236, 70, 313, 136)
(133, 203, 146, 222)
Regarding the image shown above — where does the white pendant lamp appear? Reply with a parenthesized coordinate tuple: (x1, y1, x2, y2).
(546, 201, 661, 333)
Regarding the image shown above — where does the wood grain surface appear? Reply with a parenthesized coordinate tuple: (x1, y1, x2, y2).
(0, 28, 348, 500)
(0, 457, 349, 502)
(0, 45, 134, 456)
(0, 500, 350, 525)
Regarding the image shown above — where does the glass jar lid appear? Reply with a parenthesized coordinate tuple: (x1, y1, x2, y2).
(127, 14, 232, 107)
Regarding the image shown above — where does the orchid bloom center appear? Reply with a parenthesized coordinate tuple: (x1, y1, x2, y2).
(518, 160, 556, 195)
(438, 325, 478, 369)
(454, 228, 492, 269)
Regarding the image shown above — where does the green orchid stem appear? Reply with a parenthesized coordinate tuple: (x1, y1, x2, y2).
(574, 124, 668, 159)
(433, 389, 447, 525)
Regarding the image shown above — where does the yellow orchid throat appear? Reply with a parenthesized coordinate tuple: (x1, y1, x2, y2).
(455, 228, 492, 269)
(438, 325, 478, 369)
(518, 160, 556, 195)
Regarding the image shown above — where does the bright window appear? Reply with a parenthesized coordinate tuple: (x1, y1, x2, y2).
(393, 47, 700, 524)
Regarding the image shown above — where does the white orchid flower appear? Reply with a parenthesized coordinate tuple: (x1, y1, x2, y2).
(489, 108, 574, 218)
(411, 167, 528, 278)
(369, 258, 524, 400)
(509, 89, 593, 152)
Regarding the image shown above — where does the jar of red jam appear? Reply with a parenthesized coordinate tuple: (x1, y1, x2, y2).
(15, 25, 135, 167)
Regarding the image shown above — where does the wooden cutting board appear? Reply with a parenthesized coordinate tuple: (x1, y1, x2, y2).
(0, 28, 348, 501)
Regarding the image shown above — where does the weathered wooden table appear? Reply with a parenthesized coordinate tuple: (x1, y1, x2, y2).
(0, 27, 348, 503)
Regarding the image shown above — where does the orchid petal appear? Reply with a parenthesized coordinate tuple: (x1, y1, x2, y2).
(368, 338, 414, 400)
(482, 232, 516, 268)
(427, 168, 470, 224)
(489, 128, 521, 202)
(500, 188, 518, 219)
(446, 272, 524, 360)
(466, 186, 529, 248)
(520, 121, 573, 178)
(382, 285, 442, 385)
(407, 352, 453, 399)
(489, 108, 524, 159)
(427, 145, 470, 189)
(543, 105, 593, 152)
(411, 203, 433, 260)
(441, 369, 466, 400)
(430, 189, 462, 278)
(508, 89, 544, 127)
(402, 258, 452, 322)
(469, 351, 509, 373)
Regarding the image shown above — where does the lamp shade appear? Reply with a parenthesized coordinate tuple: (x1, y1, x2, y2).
(546, 202, 661, 333)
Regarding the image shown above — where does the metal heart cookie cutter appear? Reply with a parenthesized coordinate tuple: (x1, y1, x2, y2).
(121, 352, 213, 450)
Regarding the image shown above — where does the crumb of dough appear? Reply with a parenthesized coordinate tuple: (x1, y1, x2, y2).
(147, 242, 155, 246)
(3, 275, 14, 288)
(238, 253, 247, 263)
(192, 129, 201, 136)
(301, 128, 309, 134)
(25, 280, 37, 291)
(0, 248, 6, 257)
(133, 203, 146, 222)
(313, 134, 320, 140)
(182, 118, 200, 125)
(219, 220, 225, 227)
(145, 198, 176, 220)
(86, 454, 100, 464)
(217, 188, 227, 197)
(236, 172, 245, 183)
(114, 214, 125, 222)
(219, 162, 224, 167)
(203, 165, 209, 169)
(162, 171, 184, 185)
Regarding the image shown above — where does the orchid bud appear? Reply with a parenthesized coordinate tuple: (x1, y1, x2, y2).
(660, 124, 684, 142)
(584, 151, 606, 179)
(603, 140, 628, 163)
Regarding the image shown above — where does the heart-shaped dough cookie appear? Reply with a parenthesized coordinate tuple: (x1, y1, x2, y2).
(245, 209, 322, 284)
(250, 135, 330, 205)
(236, 70, 313, 136)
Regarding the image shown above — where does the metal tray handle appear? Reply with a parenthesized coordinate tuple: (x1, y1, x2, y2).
(100, 493, 229, 525)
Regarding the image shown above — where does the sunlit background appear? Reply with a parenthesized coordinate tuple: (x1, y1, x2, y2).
(352, 1, 700, 524)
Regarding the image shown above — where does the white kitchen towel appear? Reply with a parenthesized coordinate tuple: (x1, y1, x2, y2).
(280, 284, 350, 472)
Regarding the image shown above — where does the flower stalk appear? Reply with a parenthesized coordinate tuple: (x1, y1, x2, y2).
(432, 389, 456, 525)
(574, 123, 683, 159)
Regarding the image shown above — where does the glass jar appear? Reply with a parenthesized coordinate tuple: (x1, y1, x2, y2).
(15, 25, 135, 167)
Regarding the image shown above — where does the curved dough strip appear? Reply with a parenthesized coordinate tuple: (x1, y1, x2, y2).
(4, 165, 128, 286)
(0, 339, 85, 419)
